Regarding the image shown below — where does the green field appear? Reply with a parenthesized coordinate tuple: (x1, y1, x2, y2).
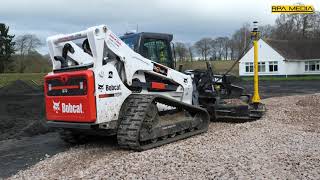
(1, 62, 319, 88)
(0, 73, 46, 88)
(0, 61, 238, 88)
(242, 75, 320, 81)
(178, 61, 320, 81)
(177, 60, 238, 75)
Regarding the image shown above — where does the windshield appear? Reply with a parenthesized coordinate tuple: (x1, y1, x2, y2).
(120, 34, 138, 50)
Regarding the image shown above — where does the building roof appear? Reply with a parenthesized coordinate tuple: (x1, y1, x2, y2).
(264, 39, 320, 60)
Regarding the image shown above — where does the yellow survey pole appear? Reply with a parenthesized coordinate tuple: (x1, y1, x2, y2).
(251, 22, 261, 103)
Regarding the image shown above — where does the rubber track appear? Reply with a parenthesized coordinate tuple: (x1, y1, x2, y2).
(117, 94, 209, 151)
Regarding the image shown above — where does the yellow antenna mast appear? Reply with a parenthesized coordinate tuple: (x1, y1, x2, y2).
(251, 21, 261, 104)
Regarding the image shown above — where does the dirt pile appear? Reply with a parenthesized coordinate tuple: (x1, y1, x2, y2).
(0, 80, 42, 95)
(0, 80, 48, 141)
(10, 94, 320, 179)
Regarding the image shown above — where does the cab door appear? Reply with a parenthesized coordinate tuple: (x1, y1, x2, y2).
(140, 38, 174, 68)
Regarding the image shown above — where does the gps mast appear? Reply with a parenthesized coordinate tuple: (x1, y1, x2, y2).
(251, 21, 261, 104)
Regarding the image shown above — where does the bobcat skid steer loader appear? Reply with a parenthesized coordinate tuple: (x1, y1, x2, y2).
(45, 25, 264, 151)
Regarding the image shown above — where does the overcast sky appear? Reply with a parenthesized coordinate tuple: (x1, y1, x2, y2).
(0, 0, 319, 53)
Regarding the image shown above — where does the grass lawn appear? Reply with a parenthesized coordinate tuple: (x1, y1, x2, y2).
(1, 67, 319, 89)
(0, 73, 46, 88)
(242, 76, 320, 81)
(0, 61, 238, 88)
(178, 61, 320, 81)
(177, 60, 238, 76)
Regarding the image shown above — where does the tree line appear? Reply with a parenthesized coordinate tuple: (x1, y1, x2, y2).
(1, 11, 320, 73)
(0, 23, 51, 73)
(175, 11, 320, 61)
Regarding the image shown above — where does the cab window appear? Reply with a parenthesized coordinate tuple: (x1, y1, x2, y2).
(120, 35, 138, 51)
(142, 38, 172, 67)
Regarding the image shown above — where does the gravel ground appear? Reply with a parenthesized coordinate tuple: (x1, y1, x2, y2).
(10, 94, 320, 179)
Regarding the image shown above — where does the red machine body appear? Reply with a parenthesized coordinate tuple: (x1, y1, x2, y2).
(44, 70, 96, 123)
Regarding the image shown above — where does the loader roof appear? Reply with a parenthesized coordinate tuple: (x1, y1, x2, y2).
(121, 32, 173, 42)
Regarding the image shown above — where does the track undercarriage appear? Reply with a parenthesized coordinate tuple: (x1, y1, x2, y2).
(117, 94, 210, 151)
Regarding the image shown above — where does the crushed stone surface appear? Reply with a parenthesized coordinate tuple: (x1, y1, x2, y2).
(10, 94, 320, 179)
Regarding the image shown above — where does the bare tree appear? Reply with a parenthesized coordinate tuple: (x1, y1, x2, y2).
(15, 35, 28, 56)
(231, 23, 251, 59)
(174, 42, 188, 61)
(259, 24, 274, 39)
(185, 43, 194, 61)
(309, 12, 320, 39)
(194, 38, 212, 61)
(272, 14, 301, 39)
(214, 37, 229, 60)
(267, 2, 320, 40)
(15, 34, 42, 72)
(15, 34, 42, 56)
(175, 10, 320, 62)
(227, 39, 235, 60)
(271, 12, 320, 40)
(27, 35, 42, 54)
(209, 39, 218, 60)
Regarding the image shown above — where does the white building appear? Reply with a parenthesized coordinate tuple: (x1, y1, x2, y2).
(239, 39, 320, 76)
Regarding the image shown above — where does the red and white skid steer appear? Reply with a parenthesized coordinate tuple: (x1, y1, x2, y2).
(44, 25, 264, 151)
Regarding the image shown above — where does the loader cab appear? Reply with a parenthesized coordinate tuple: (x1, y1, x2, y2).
(120, 32, 175, 69)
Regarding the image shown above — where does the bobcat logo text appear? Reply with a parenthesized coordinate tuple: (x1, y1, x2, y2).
(52, 101, 83, 114)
